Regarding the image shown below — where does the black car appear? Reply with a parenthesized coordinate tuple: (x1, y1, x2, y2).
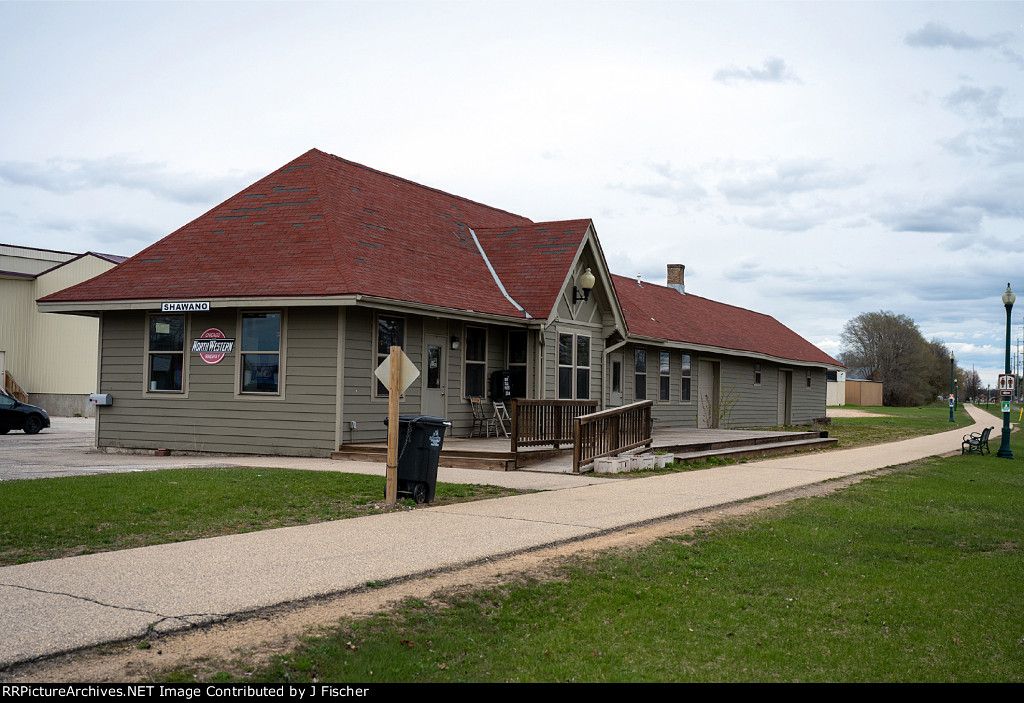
(0, 392, 50, 434)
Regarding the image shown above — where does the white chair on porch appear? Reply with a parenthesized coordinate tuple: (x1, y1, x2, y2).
(493, 401, 511, 438)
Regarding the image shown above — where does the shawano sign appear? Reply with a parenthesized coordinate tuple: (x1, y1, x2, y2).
(162, 301, 210, 312)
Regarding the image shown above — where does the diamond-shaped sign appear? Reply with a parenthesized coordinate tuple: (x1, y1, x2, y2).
(374, 349, 420, 395)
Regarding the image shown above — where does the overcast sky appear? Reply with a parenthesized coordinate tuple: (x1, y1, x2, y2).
(3, 1, 1023, 389)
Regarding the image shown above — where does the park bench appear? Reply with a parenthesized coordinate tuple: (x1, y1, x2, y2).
(961, 426, 994, 455)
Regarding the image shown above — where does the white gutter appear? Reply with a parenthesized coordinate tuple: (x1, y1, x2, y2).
(469, 227, 531, 319)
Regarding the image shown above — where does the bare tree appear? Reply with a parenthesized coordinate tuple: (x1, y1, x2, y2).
(839, 311, 957, 406)
(963, 368, 982, 400)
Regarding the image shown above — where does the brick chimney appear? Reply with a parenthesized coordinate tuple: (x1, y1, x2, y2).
(667, 264, 685, 294)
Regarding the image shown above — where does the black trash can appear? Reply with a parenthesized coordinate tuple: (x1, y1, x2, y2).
(384, 415, 451, 503)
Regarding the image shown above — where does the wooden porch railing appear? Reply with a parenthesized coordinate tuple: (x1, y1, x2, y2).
(573, 400, 654, 474)
(3, 371, 28, 403)
(511, 399, 599, 453)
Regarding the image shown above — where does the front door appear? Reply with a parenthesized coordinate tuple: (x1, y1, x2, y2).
(423, 334, 446, 418)
(608, 352, 623, 407)
(777, 370, 792, 425)
(698, 359, 720, 428)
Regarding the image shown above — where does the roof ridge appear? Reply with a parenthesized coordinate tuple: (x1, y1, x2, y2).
(309, 149, 533, 225)
(611, 273, 775, 320)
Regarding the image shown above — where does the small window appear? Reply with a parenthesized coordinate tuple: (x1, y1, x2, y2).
(659, 350, 670, 401)
(240, 312, 281, 394)
(635, 348, 647, 401)
(806, 369, 812, 388)
(754, 362, 762, 386)
(376, 315, 405, 396)
(681, 354, 691, 402)
(465, 326, 487, 397)
(148, 314, 185, 392)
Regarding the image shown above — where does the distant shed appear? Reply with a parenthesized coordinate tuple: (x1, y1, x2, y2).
(845, 379, 883, 406)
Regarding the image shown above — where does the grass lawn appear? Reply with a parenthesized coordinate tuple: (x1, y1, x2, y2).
(0, 469, 527, 566)
(178, 431, 1024, 683)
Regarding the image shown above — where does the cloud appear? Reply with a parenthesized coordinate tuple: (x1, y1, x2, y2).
(1001, 48, 1024, 70)
(717, 159, 865, 206)
(942, 116, 1024, 164)
(611, 161, 708, 208)
(875, 204, 983, 234)
(0, 155, 254, 205)
(742, 209, 821, 232)
(942, 85, 1005, 119)
(713, 56, 801, 84)
(904, 22, 1009, 50)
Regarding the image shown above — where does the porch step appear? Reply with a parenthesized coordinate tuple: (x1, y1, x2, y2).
(669, 436, 838, 462)
(331, 444, 517, 471)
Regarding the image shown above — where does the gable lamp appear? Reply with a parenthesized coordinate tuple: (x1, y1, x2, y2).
(573, 267, 596, 304)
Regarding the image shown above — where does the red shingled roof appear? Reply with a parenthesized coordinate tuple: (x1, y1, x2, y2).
(613, 274, 840, 366)
(40, 149, 837, 368)
(474, 219, 590, 319)
(41, 149, 537, 318)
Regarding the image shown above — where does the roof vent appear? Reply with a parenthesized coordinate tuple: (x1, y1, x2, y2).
(667, 264, 685, 294)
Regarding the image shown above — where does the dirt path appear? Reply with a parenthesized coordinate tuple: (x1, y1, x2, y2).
(1, 466, 903, 684)
(826, 408, 891, 418)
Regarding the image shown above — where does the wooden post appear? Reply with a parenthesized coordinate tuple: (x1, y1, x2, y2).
(385, 345, 401, 506)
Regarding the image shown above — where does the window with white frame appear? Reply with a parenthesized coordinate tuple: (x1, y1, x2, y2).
(464, 326, 487, 397)
(240, 312, 281, 394)
(754, 362, 762, 386)
(635, 347, 647, 401)
(147, 314, 186, 392)
(806, 369, 812, 388)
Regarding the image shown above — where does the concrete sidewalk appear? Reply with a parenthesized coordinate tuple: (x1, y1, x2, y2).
(0, 405, 997, 668)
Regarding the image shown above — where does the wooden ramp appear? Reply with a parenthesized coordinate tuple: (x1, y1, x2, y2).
(332, 428, 837, 472)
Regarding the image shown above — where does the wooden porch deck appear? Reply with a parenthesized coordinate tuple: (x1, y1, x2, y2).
(331, 426, 837, 473)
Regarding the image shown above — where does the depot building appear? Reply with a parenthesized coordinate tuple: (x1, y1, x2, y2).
(38, 149, 842, 457)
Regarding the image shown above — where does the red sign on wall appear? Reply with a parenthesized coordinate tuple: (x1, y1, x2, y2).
(191, 328, 235, 364)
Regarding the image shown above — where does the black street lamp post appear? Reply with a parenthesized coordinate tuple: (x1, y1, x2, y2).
(949, 351, 955, 423)
(998, 283, 1015, 459)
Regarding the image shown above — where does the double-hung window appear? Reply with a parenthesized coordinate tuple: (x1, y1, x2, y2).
(680, 354, 692, 402)
(576, 335, 591, 399)
(240, 312, 281, 394)
(659, 350, 671, 401)
(508, 330, 528, 398)
(634, 348, 647, 401)
(147, 314, 185, 392)
(558, 333, 590, 399)
(465, 326, 487, 397)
